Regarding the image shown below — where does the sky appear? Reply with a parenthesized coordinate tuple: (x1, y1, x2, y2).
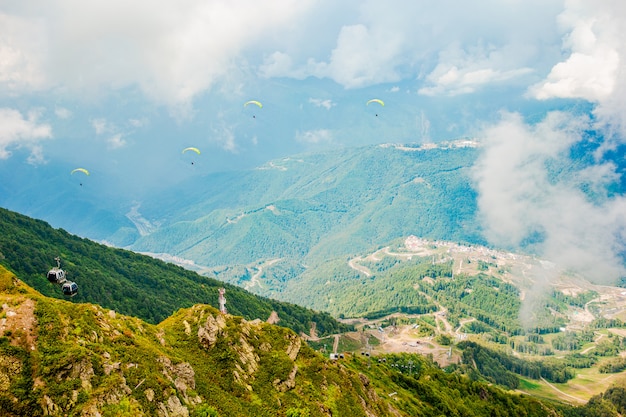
(1, 0, 626, 287)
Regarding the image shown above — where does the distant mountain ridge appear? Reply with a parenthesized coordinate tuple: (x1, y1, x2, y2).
(128, 141, 485, 269)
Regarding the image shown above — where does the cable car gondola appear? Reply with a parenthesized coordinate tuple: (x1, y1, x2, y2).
(47, 256, 66, 284)
(62, 281, 78, 297)
(47, 257, 78, 296)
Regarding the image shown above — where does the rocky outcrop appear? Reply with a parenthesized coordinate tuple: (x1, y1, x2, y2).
(197, 313, 227, 349)
(267, 311, 280, 324)
(56, 358, 95, 391)
(285, 334, 301, 361)
(157, 395, 190, 417)
(158, 356, 201, 406)
(232, 321, 260, 391)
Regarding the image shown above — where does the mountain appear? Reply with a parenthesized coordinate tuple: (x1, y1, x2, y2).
(2, 266, 624, 417)
(127, 142, 484, 267)
(115, 140, 487, 310)
(0, 207, 350, 337)
(0, 141, 486, 272)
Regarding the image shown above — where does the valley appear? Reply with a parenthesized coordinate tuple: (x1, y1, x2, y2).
(1, 206, 626, 415)
(277, 236, 626, 404)
(1, 138, 626, 413)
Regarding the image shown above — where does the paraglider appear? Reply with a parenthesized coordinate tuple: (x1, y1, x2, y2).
(366, 99, 384, 117)
(182, 147, 201, 165)
(244, 100, 263, 109)
(244, 100, 263, 118)
(366, 99, 384, 106)
(182, 147, 201, 155)
(71, 168, 90, 176)
(71, 168, 89, 186)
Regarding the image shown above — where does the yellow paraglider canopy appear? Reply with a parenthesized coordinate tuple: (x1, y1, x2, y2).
(244, 100, 263, 108)
(182, 147, 201, 155)
(366, 98, 385, 106)
(71, 168, 90, 176)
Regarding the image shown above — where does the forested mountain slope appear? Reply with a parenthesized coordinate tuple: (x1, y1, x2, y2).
(128, 142, 485, 267)
(0, 207, 349, 337)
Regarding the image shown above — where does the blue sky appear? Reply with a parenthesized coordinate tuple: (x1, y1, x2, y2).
(2, 0, 626, 285)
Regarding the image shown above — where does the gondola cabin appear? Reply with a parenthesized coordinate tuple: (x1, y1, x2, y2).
(62, 281, 78, 296)
(47, 268, 66, 284)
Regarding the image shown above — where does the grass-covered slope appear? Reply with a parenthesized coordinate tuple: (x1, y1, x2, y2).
(2, 267, 623, 417)
(0, 207, 350, 336)
(0, 267, 389, 416)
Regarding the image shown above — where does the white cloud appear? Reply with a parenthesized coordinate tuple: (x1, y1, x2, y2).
(107, 133, 126, 150)
(528, 0, 626, 147)
(26, 145, 45, 165)
(54, 106, 72, 119)
(0, 108, 52, 161)
(419, 43, 534, 96)
(316, 24, 404, 88)
(308, 98, 335, 110)
(259, 52, 299, 79)
(531, 50, 618, 101)
(1, 0, 314, 107)
(91, 118, 131, 149)
(209, 123, 238, 153)
(530, 1, 622, 102)
(1, 0, 571, 103)
(0, 12, 47, 92)
(296, 129, 333, 144)
(91, 119, 109, 135)
(261, 0, 563, 91)
(262, 22, 405, 88)
(472, 111, 626, 286)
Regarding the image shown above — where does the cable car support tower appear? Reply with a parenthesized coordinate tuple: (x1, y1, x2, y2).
(218, 288, 227, 314)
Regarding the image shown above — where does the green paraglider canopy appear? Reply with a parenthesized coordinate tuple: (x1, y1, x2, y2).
(244, 100, 263, 108)
(71, 168, 90, 176)
(366, 98, 384, 106)
(182, 147, 201, 155)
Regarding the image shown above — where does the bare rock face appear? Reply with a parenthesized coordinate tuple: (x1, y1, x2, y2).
(285, 334, 301, 361)
(158, 356, 199, 405)
(197, 313, 227, 348)
(157, 395, 190, 417)
(232, 321, 260, 391)
(267, 311, 280, 324)
(43, 394, 60, 415)
(102, 352, 121, 376)
(195, 312, 307, 394)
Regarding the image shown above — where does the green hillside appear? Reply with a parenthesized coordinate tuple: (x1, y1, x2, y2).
(0, 207, 350, 337)
(1, 267, 623, 416)
(129, 143, 485, 267)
